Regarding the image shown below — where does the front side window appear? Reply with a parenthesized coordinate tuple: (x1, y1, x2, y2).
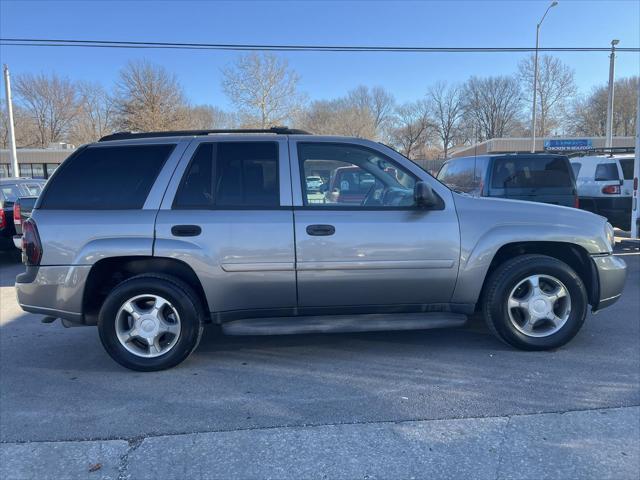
(298, 143, 417, 208)
(173, 142, 279, 209)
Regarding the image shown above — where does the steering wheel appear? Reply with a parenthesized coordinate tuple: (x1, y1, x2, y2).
(362, 181, 386, 206)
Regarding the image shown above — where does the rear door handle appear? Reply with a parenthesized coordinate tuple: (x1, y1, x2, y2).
(171, 225, 202, 237)
(306, 224, 335, 236)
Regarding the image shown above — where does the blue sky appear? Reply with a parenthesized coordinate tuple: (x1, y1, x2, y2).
(1, 0, 638, 109)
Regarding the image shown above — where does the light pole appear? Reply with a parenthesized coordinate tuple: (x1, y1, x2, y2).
(605, 39, 619, 149)
(530, 1, 558, 153)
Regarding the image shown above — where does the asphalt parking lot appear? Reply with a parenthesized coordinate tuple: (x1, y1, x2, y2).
(1, 242, 639, 479)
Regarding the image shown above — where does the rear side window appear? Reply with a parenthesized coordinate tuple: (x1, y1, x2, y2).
(40, 145, 174, 209)
(619, 159, 634, 180)
(491, 156, 572, 188)
(594, 163, 620, 181)
(173, 142, 279, 209)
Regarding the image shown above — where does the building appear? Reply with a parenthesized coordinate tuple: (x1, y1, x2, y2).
(449, 136, 635, 158)
(0, 144, 75, 178)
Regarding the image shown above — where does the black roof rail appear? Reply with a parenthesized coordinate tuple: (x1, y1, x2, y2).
(98, 126, 311, 142)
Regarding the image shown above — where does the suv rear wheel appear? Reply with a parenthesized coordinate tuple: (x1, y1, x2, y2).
(98, 274, 204, 371)
(482, 254, 588, 350)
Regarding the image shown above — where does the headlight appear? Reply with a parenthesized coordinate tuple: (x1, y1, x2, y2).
(604, 222, 615, 252)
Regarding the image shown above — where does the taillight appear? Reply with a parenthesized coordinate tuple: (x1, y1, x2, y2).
(13, 202, 21, 225)
(0, 209, 5, 229)
(22, 218, 42, 265)
(602, 185, 621, 195)
(574, 197, 580, 208)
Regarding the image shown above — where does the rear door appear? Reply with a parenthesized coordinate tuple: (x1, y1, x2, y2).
(487, 155, 577, 207)
(155, 136, 296, 317)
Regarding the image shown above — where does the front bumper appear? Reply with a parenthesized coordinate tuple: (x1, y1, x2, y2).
(591, 253, 627, 311)
(16, 265, 91, 324)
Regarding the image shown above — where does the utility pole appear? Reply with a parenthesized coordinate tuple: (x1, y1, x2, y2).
(530, 1, 558, 153)
(605, 39, 619, 149)
(3, 64, 19, 178)
(631, 80, 640, 239)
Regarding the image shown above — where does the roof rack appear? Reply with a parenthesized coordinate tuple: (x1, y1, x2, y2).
(559, 147, 635, 158)
(98, 127, 311, 142)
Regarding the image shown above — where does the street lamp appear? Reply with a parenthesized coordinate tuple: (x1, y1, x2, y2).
(605, 39, 620, 149)
(530, 1, 559, 153)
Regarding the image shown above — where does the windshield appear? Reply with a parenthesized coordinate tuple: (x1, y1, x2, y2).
(0, 182, 44, 203)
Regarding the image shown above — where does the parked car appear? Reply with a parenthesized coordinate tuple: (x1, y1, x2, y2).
(305, 176, 324, 192)
(0, 179, 45, 252)
(16, 129, 626, 371)
(569, 155, 634, 230)
(437, 154, 578, 208)
(12, 196, 39, 249)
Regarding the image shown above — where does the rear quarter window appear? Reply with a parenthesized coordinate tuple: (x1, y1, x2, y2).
(619, 159, 634, 180)
(39, 144, 175, 209)
(491, 156, 573, 188)
(437, 157, 482, 193)
(594, 163, 620, 182)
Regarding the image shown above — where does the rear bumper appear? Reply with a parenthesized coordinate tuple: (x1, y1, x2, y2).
(591, 254, 627, 312)
(580, 197, 632, 229)
(15, 265, 91, 324)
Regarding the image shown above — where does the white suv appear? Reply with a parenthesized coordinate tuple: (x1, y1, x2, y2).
(570, 155, 634, 230)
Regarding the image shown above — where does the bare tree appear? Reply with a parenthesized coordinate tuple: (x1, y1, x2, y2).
(1, 101, 40, 148)
(114, 60, 188, 131)
(389, 100, 433, 159)
(179, 105, 234, 130)
(345, 85, 395, 138)
(70, 82, 116, 144)
(13, 73, 80, 147)
(222, 53, 303, 128)
(519, 54, 576, 136)
(427, 82, 463, 158)
(570, 76, 638, 137)
(462, 76, 522, 141)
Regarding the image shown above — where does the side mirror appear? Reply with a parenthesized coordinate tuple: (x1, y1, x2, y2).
(414, 181, 439, 209)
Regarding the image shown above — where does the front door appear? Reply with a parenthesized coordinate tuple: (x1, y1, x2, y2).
(290, 140, 460, 310)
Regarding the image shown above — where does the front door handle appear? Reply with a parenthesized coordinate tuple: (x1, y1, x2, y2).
(171, 225, 202, 237)
(306, 224, 335, 236)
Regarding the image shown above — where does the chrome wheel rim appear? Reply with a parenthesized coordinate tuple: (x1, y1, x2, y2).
(115, 294, 181, 358)
(507, 274, 572, 338)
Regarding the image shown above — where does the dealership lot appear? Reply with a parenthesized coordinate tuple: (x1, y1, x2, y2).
(1, 243, 638, 478)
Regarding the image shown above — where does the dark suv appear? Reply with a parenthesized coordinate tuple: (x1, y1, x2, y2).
(0, 178, 45, 251)
(437, 154, 578, 208)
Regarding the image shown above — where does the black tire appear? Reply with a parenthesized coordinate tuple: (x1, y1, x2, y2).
(482, 254, 588, 350)
(98, 274, 205, 371)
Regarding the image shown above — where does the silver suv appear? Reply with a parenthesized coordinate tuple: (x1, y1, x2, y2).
(16, 128, 627, 371)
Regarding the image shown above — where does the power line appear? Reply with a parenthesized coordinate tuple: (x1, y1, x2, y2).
(1, 38, 639, 53)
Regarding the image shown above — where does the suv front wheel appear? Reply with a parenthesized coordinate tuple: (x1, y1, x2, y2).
(98, 274, 205, 371)
(483, 254, 588, 350)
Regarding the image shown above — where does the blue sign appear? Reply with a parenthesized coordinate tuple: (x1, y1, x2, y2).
(544, 139, 593, 151)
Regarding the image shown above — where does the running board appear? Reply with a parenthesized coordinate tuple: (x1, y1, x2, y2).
(221, 312, 468, 336)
